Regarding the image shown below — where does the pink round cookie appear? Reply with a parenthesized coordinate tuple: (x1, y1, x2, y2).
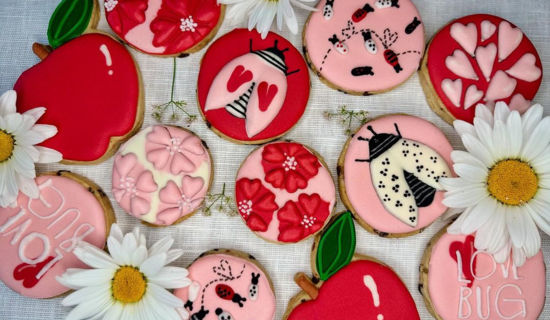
(422, 229, 546, 320)
(112, 125, 212, 226)
(339, 115, 452, 236)
(0, 174, 111, 298)
(236, 142, 336, 243)
(175, 250, 276, 320)
(304, 0, 425, 94)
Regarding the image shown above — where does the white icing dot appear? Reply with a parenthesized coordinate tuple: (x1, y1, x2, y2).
(377, 314, 384, 320)
(300, 214, 317, 229)
(120, 177, 138, 197)
(180, 16, 198, 32)
(104, 0, 118, 12)
(282, 153, 298, 171)
(178, 195, 194, 211)
(238, 200, 253, 216)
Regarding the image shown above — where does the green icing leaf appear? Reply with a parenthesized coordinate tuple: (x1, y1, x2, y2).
(316, 211, 356, 281)
(48, 0, 94, 48)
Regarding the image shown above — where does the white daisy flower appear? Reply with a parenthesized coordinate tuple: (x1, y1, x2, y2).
(219, 0, 316, 39)
(0, 90, 62, 207)
(57, 224, 191, 320)
(442, 102, 550, 267)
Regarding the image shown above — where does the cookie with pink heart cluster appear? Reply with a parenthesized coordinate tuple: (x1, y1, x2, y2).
(419, 14, 543, 124)
(112, 125, 212, 226)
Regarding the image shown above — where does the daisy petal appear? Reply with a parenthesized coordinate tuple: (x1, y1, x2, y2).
(521, 104, 543, 138)
(147, 283, 184, 308)
(140, 253, 167, 277)
(35, 146, 62, 163)
(0, 90, 16, 116)
(57, 268, 113, 289)
(506, 206, 527, 248)
(462, 134, 494, 166)
(458, 197, 496, 234)
(521, 117, 550, 161)
(73, 243, 118, 270)
(149, 266, 190, 289)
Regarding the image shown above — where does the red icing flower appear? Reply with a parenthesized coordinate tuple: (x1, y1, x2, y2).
(262, 143, 321, 193)
(236, 178, 278, 232)
(105, 0, 148, 36)
(277, 193, 330, 243)
(150, 0, 220, 54)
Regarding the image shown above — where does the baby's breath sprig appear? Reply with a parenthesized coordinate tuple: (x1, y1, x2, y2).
(324, 105, 369, 135)
(202, 183, 239, 217)
(152, 57, 197, 125)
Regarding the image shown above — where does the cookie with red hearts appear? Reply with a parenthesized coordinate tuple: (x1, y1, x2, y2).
(14, 0, 144, 164)
(283, 211, 420, 320)
(419, 14, 543, 124)
(198, 29, 310, 144)
(419, 224, 546, 320)
(0, 171, 115, 298)
(105, 0, 224, 56)
(235, 141, 335, 243)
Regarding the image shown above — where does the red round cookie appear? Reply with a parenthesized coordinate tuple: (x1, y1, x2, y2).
(425, 14, 542, 123)
(198, 29, 310, 143)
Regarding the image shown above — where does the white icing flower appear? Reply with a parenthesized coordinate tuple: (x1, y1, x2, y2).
(442, 102, 550, 267)
(57, 224, 191, 320)
(218, 0, 317, 39)
(0, 90, 62, 207)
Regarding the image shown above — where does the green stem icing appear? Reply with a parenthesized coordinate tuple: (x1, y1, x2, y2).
(316, 211, 356, 281)
(48, 0, 94, 48)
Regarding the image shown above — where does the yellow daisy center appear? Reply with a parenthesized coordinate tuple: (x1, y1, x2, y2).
(111, 266, 147, 304)
(487, 159, 538, 206)
(0, 130, 15, 162)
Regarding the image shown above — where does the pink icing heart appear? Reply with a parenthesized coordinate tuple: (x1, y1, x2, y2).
(475, 43, 497, 81)
(445, 49, 478, 80)
(486, 70, 517, 101)
(505, 53, 541, 82)
(464, 85, 484, 110)
(509, 93, 531, 113)
(450, 22, 477, 56)
(480, 20, 496, 41)
(498, 21, 523, 62)
(441, 78, 462, 107)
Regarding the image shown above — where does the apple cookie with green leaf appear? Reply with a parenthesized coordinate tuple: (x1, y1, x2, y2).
(14, 0, 144, 164)
(283, 211, 420, 320)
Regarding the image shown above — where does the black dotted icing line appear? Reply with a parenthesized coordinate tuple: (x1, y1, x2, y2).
(198, 260, 246, 306)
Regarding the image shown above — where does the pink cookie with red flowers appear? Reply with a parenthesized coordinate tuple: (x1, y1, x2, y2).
(105, 0, 224, 56)
(0, 171, 115, 298)
(112, 125, 212, 226)
(236, 141, 336, 243)
(420, 226, 546, 320)
(420, 14, 543, 124)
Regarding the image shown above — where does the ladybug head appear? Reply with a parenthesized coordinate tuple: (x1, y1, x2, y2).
(250, 39, 299, 76)
(357, 123, 402, 161)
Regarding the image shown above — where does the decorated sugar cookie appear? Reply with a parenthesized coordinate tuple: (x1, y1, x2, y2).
(419, 14, 543, 124)
(105, 0, 224, 56)
(0, 171, 115, 298)
(175, 249, 276, 320)
(198, 29, 310, 144)
(284, 212, 420, 319)
(14, 0, 144, 164)
(112, 125, 212, 226)
(235, 141, 336, 243)
(304, 0, 425, 95)
(419, 225, 546, 320)
(339, 114, 453, 237)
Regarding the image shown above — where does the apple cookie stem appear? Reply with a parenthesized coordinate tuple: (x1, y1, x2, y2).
(294, 272, 320, 300)
(32, 43, 53, 60)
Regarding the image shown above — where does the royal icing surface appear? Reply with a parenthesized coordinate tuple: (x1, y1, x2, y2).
(0, 175, 108, 298)
(112, 125, 211, 226)
(426, 14, 543, 122)
(105, 0, 222, 55)
(198, 29, 310, 143)
(427, 231, 546, 320)
(175, 252, 275, 320)
(236, 142, 335, 243)
(342, 115, 452, 234)
(288, 260, 420, 320)
(14, 33, 141, 163)
(304, 0, 425, 93)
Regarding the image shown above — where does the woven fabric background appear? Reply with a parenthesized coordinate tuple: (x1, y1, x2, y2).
(1, 0, 549, 319)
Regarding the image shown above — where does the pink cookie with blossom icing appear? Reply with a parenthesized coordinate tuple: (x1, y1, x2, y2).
(304, 0, 425, 94)
(236, 142, 336, 243)
(175, 250, 276, 320)
(112, 125, 212, 226)
(339, 115, 453, 236)
(0, 173, 112, 298)
(420, 227, 546, 320)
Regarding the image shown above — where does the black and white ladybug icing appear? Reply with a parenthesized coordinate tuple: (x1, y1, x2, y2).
(249, 272, 261, 300)
(215, 308, 234, 320)
(362, 31, 377, 54)
(375, 0, 400, 9)
(328, 34, 349, 54)
(323, 0, 335, 20)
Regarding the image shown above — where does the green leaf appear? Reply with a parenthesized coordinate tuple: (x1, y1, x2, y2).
(47, 0, 94, 48)
(316, 211, 356, 281)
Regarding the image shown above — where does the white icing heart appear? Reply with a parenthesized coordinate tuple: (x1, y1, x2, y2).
(498, 21, 523, 62)
(509, 94, 531, 113)
(475, 43, 497, 81)
(464, 85, 484, 110)
(441, 78, 463, 107)
(450, 22, 477, 56)
(445, 49, 478, 80)
(486, 70, 517, 101)
(481, 20, 496, 41)
(505, 53, 541, 82)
